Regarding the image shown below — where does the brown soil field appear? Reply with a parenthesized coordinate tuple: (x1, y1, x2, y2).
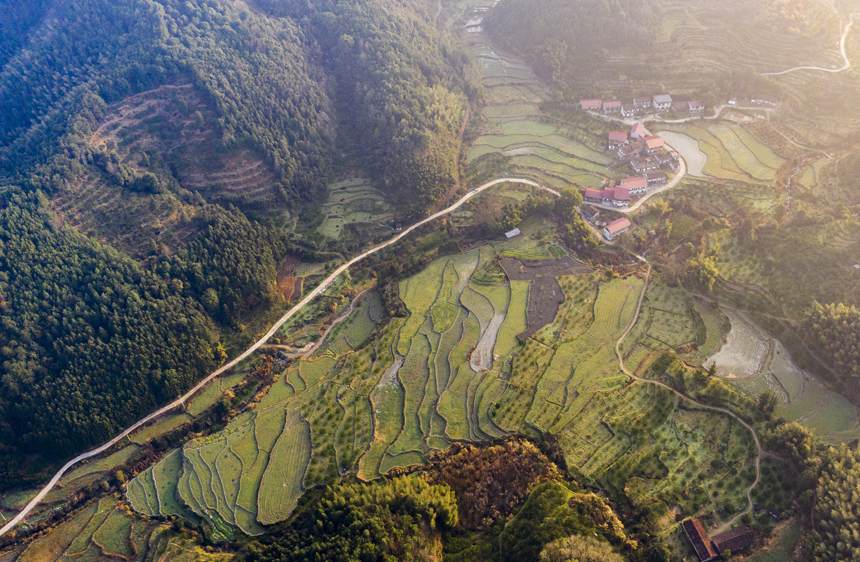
(520, 275, 563, 341)
(276, 256, 302, 302)
(499, 256, 589, 281)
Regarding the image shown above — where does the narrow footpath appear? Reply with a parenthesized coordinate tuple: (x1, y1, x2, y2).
(614, 262, 765, 534)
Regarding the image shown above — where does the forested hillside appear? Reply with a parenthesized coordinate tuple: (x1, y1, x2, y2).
(0, 0, 473, 483)
(257, 0, 473, 215)
(0, 191, 216, 488)
(802, 302, 860, 382)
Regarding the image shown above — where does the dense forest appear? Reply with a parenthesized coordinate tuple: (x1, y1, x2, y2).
(483, 0, 659, 87)
(0, 0, 474, 483)
(802, 301, 860, 381)
(813, 443, 860, 561)
(256, 0, 474, 215)
(0, 191, 216, 487)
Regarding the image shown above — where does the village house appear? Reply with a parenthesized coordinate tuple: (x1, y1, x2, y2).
(630, 122, 646, 139)
(601, 187, 616, 204)
(664, 158, 679, 171)
(603, 100, 622, 113)
(682, 519, 754, 562)
(583, 188, 604, 204)
(644, 135, 665, 154)
(652, 93, 672, 111)
(617, 140, 646, 160)
(621, 104, 636, 117)
(633, 96, 652, 111)
(644, 171, 668, 186)
(612, 187, 630, 207)
(604, 217, 631, 240)
(607, 131, 628, 150)
(671, 100, 689, 113)
(620, 176, 647, 194)
(580, 205, 600, 223)
(688, 100, 705, 113)
(752, 95, 778, 107)
(631, 156, 660, 173)
(580, 99, 603, 111)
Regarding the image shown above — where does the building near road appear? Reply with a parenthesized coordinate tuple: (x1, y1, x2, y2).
(644, 171, 668, 186)
(621, 104, 636, 117)
(620, 176, 647, 193)
(584, 188, 604, 204)
(653, 94, 672, 110)
(580, 98, 603, 110)
(505, 228, 521, 239)
(630, 122, 646, 139)
(644, 135, 665, 153)
(603, 100, 622, 113)
(633, 97, 652, 110)
(612, 187, 630, 207)
(688, 100, 705, 112)
(604, 218, 631, 240)
(581, 205, 600, 223)
(631, 156, 660, 173)
(601, 187, 616, 203)
(672, 100, 689, 113)
(681, 519, 754, 562)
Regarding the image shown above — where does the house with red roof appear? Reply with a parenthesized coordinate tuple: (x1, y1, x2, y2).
(688, 100, 705, 113)
(630, 122, 646, 139)
(601, 187, 615, 203)
(583, 188, 604, 204)
(604, 218, 631, 240)
(580, 99, 602, 111)
(612, 187, 630, 207)
(620, 176, 647, 194)
(603, 100, 622, 113)
(607, 131, 628, 149)
(644, 135, 665, 154)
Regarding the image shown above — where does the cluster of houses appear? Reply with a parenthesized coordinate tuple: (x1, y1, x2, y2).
(580, 94, 705, 117)
(682, 519, 754, 562)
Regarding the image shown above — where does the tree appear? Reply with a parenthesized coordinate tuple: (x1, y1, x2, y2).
(757, 390, 779, 414)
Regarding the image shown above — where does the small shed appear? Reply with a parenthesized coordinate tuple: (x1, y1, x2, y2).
(712, 526, 754, 555)
(505, 228, 521, 239)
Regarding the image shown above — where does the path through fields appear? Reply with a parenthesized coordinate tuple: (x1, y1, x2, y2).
(0, 177, 559, 539)
(763, 14, 856, 76)
(615, 262, 765, 534)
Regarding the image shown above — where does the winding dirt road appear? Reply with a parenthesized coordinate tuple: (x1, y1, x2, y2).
(614, 261, 764, 534)
(0, 177, 559, 539)
(763, 14, 856, 76)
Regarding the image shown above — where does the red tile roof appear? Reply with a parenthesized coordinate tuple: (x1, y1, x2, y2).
(601, 188, 615, 199)
(608, 131, 628, 142)
(645, 135, 664, 149)
(681, 519, 719, 562)
(614, 187, 630, 201)
(606, 217, 631, 234)
(603, 100, 621, 108)
(620, 176, 647, 189)
(688, 100, 704, 109)
(584, 189, 603, 199)
(631, 123, 646, 136)
(580, 99, 603, 108)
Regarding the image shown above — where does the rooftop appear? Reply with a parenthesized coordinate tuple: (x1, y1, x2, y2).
(608, 131, 628, 141)
(606, 217, 631, 233)
(653, 94, 673, 103)
(681, 519, 719, 562)
(621, 176, 647, 189)
(712, 526, 754, 554)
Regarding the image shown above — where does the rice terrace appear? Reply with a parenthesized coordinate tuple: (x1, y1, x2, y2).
(2, 0, 860, 560)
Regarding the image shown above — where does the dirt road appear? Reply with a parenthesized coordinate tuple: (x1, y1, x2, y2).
(0, 177, 560, 539)
(763, 14, 856, 76)
(614, 262, 764, 534)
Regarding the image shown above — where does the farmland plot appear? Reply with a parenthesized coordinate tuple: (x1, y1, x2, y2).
(257, 411, 311, 525)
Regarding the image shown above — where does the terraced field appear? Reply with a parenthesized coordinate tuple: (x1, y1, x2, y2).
(463, 6, 611, 189)
(655, 123, 785, 183)
(126, 231, 593, 535)
(318, 178, 395, 240)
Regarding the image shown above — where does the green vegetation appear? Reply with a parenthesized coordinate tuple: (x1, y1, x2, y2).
(802, 302, 860, 381)
(813, 443, 860, 561)
(247, 475, 457, 562)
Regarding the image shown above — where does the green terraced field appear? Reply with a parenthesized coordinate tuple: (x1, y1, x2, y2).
(318, 178, 394, 239)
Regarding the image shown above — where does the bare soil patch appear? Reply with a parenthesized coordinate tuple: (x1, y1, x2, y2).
(499, 255, 588, 281)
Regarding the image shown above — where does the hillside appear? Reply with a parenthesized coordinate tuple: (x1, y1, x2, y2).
(0, 0, 473, 487)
